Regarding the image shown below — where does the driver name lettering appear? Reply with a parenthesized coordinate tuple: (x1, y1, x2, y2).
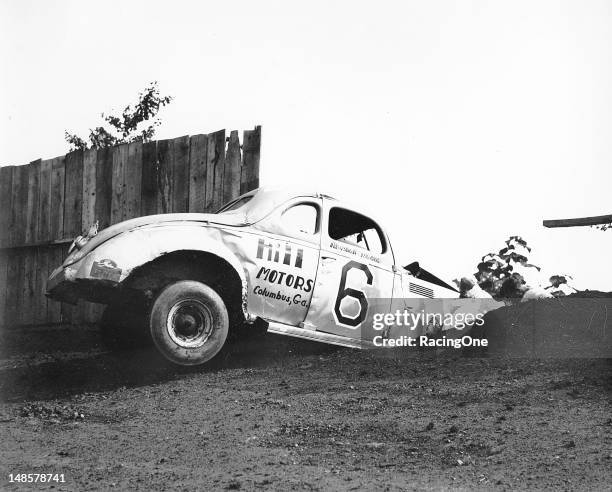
(257, 239, 303, 268)
(329, 241, 381, 263)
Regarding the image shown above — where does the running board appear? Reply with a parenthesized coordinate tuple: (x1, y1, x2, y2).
(266, 321, 372, 349)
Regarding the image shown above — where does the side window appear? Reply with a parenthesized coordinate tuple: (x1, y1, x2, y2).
(280, 203, 319, 236)
(328, 207, 386, 254)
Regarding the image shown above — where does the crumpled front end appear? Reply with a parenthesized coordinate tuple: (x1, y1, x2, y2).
(46, 259, 123, 305)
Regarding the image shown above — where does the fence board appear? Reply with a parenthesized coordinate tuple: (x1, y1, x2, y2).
(212, 130, 226, 211)
(0, 250, 8, 326)
(156, 139, 172, 214)
(204, 133, 217, 212)
(21, 249, 35, 325)
(111, 144, 127, 224)
(10, 165, 29, 247)
(188, 134, 208, 213)
(5, 250, 20, 325)
(25, 160, 41, 245)
(64, 151, 84, 239)
(0, 166, 13, 248)
(170, 136, 190, 213)
(47, 247, 63, 324)
(95, 147, 113, 230)
(38, 159, 52, 242)
(50, 157, 66, 240)
(223, 130, 241, 204)
(241, 126, 261, 194)
(125, 141, 143, 220)
(35, 247, 49, 324)
(141, 141, 158, 216)
(82, 148, 97, 231)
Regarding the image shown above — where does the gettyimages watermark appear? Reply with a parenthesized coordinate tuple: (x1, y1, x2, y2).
(372, 308, 488, 348)
(348, 298, 612, 357)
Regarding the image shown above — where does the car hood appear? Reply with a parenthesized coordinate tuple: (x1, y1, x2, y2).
(65, 212, 248, 265)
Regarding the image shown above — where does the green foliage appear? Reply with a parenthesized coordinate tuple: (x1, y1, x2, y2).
(475, 236, 539, 296)
(65, 82, 173, 151)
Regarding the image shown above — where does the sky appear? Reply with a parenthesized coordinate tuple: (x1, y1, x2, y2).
(1, 0, 611, 290)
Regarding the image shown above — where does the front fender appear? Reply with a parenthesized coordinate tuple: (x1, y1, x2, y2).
(48, 224, 252, 319)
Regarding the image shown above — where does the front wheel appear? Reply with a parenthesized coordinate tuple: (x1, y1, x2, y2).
(150, 280, 229, 366)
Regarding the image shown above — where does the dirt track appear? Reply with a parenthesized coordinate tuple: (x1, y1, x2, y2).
(0, 319, 611, 491)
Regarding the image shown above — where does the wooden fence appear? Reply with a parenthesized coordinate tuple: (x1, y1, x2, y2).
(0, 126, 261, 328)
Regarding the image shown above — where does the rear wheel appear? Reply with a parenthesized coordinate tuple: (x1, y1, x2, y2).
(149, 280, 229, 366)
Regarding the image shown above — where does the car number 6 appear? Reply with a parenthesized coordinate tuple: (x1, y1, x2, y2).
(333, 260, 373, 327)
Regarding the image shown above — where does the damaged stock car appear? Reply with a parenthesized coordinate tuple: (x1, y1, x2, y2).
(48, 188, 471, 366)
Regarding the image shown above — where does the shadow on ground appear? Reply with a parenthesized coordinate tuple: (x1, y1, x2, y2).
(0, 324, 338, 403)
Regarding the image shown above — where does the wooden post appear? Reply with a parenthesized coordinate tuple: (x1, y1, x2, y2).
(543, 214, 612, 228)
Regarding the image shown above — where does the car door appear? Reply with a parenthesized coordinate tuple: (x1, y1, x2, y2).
(303, 201, 395, 341)
(244, 198, 322, 326)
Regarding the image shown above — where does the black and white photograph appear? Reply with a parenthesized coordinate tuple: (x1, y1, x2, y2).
(1, 1, 611, 490)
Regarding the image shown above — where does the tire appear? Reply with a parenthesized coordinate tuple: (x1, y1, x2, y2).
(100, 300, 149, 349)
(149, 280, 229, 366)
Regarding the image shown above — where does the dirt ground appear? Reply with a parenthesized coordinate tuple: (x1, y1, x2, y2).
(1, 302, 611, 491)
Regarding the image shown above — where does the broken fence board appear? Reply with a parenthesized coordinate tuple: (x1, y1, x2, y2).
(240, 125, 261, 194)
(223, 130, 242, 205)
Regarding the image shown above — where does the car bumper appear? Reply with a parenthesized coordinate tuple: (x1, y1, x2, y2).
(47, 265, 119, 305)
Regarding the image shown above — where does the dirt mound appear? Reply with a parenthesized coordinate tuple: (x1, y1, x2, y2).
(482, 296, 612, 358)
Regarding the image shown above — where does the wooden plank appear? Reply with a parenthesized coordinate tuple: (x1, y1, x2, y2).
(21, 248, 35, 325)
(64, 150, 84, 239)
(141, 141, 158, 216)
(223, 130, 242, 205)
(47, 246, 63, 323)
(156, 139, 171, 214)
(10, 165, 29, 247)
(82, 148, 97, 231)
(240, 125, 261, 194)
(0, 250, 8, 329)
(124, 141, 143, 220)
(170, 136, 190, 213)
(5, 250, 20, 326)
(211, 130, 226, 211)
(543, 214, 612, 228)
(204, 133, 216, 213)
(111, 144, 128, 224)
(38, 159, 53, 242)
(188, 134, 208, 213)
(50, 156, 66, 241)
(35, 246, 49, 324)
(95, 147, 113, 230)
(0, 166, 14, 248)
(25, 160, 41, 245)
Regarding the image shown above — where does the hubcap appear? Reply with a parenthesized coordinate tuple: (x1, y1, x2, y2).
(167, 299, 213, 348)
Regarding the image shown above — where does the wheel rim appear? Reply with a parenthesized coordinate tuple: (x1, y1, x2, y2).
(166, 299, 214, 348)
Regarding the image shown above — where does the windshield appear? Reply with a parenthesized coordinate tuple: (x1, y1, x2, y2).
(216, 196, 254, 213)
(216, 188, 316, 225)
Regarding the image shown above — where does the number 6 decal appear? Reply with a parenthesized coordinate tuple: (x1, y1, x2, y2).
(334, 260, 373, 327)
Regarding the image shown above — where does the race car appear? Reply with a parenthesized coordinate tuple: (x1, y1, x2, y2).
(47, 188, 461, 366)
